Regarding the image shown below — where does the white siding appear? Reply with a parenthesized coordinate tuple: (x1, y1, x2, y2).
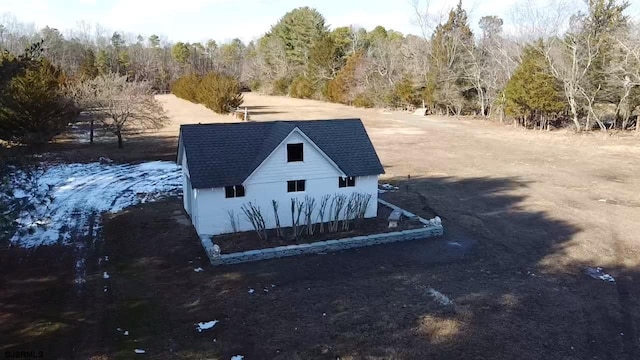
(245, 131, 342, 184)
(193, 175, 379, 236)
(181, 152, 192, 215)
(186, 129, 380, 237)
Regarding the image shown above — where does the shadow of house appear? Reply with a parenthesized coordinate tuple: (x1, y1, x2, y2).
(3, 173, 638, 359)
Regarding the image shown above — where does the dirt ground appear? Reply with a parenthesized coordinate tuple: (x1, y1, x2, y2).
(2, 93, 640, 359)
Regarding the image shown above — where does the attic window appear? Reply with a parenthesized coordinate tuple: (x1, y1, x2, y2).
(287, 143, 304, 162)
(287, 180, 306, 192)
(224, 185, 245, 198)
(339, 176, 356, 188)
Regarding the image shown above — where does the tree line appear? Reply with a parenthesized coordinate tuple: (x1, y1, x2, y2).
(1, 0, 639, 132)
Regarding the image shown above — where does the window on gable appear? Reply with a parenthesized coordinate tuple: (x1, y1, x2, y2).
(287, 179, 306, 192)
(224, 185, 245, 198)
(339, 176, 356, 188)
(287, 143, 304, 162)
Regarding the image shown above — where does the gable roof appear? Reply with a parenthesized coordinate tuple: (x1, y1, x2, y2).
(178, 119, 384, 189)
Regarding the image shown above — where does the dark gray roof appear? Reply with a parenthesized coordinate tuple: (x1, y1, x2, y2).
(178, 119, 384, 189)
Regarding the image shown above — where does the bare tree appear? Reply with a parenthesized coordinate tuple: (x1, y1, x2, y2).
(272, 200, 283, 238)
(613, 28, 640, 131)
(73, 73, 169, 148)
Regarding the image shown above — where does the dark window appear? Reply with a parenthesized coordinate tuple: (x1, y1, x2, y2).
(287, 180, 306, 192)
(339, 176, 356, 188)
(287, 143, 304, 162)
(224, 185, 245, 198)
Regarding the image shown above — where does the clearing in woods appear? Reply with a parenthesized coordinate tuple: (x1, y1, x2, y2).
(1, 93, 639, 359)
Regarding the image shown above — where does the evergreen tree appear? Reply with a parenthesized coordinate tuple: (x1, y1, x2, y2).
(504, 45, 564, 129)
(79, 48, 98, 80)
(269, 7, 328, 68)
(96, 49, 110, 75)
(0, 54, 76, 144)
(427, 0, 475, 114)
(172, 42, 190, 64)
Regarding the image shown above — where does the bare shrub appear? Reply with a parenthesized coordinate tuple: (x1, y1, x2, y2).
(272, 200, 283, 238)
(290, 197, 304, 239)
(303, 196, 316, 235)
(241, 202, 267, 241)
(328, 194, 347, 233)
(316, 194, 330, 233)
(227, 209, 239, 233)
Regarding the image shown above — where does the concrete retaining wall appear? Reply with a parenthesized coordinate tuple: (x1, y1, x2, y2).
(206, 199, 443, 266)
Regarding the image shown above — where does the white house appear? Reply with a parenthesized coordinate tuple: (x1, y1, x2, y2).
(176, 119, 385, 237)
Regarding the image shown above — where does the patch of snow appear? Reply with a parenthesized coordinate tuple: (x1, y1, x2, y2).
(379, 183, 399, 191)
(104, 256, 109, 261)
(103, 271, 110, 279)
(585, 267, 615, 283)
(116, 328, 123, 332)
(99, 156, 113, 164)
(194, 267, 204, 272)
(196, 320, 219, 332)
(447, 241, 462, 247)
(263, 288, 269, 292)
(598, 199, 607, 202)
(427, 287, 454, 306)
(134, 349, 145, 354)
(9, 161, 181, 248)
(124, 330, 129, 336)
(231, 356, 244, 360)
(248, 288, 255, 294)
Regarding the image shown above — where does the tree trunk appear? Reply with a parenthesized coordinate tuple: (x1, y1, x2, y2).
(569, 102, 580, 132)
(116, 131, 123, 149)
(89, 119, 94, 144)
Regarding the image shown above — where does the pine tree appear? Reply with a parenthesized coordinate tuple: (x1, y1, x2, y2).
(96, 49, 110, 75)
(269, 7, 328, 68)
(79, 48, 98, 80)
(504, 45, 564, 129)
(427, 0, 475, 115)
(0, 56, 76, 143)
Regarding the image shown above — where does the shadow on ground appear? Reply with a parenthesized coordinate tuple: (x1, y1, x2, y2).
(2, 175, 638, 359)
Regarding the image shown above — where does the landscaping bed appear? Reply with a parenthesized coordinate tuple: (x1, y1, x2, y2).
(213, 203, 424, 254)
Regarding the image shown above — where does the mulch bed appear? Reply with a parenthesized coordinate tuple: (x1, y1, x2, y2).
(214, 203, 424, 254)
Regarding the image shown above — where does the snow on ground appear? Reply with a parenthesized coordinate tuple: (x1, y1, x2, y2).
(427, 287, 454, 306)
(10, 161, 181, 248)
(231, 356, 244, 360)
(134, 349, 145, 354)
(103, 271, 110, 279)
(196, 320, 219, 332)
(585, 267, 616, 283)
(193, 267, 204, 272)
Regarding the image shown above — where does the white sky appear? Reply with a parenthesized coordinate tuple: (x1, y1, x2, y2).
(1, 0, 638, 44)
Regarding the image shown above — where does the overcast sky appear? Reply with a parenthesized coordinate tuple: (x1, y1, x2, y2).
(1, 0, 638, 44)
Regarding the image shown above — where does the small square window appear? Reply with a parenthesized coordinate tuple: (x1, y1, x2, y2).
(339, 176, 356, 188)
(224, 185, 245, 198)
(287, 143, 304, 162)
(287, 179, 306, 192)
